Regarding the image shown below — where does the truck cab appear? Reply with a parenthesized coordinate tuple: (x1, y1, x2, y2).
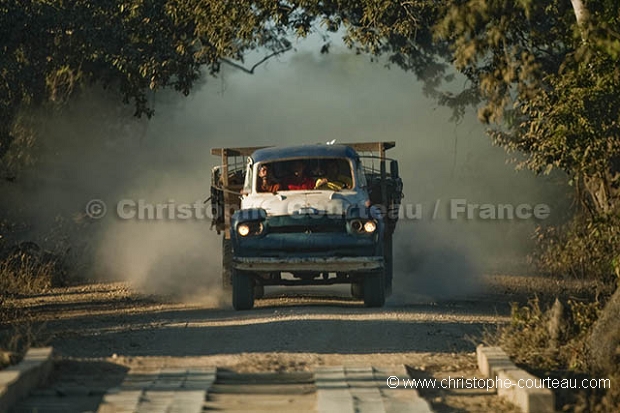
(211, 142, 402, 310)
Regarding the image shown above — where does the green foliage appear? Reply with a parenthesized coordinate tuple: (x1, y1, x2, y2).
(4, 1, 616, 209)
(1, 1, 618, 279)
(2, 1, 618, 176)
(0, 0, 295, 162)
(568, 299, 601, 336)
(563, 299, 601, 371)
(437, 1, 620, 217)
(533, 214, 620, 281)
(0, 1, 453, 155)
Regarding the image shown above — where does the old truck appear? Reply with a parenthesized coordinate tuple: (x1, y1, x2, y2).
(210, 142, 403, 310)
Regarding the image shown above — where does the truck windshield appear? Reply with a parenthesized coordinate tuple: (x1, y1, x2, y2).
(255, 158, 353, 192)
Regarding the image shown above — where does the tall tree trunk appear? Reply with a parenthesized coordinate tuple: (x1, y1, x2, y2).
(570, 0, 588, 26)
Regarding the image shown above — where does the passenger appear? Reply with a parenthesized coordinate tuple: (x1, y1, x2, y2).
(257, 164, 280, 193)
(283, 160, 315, 190)
(315, 160, 352, 190)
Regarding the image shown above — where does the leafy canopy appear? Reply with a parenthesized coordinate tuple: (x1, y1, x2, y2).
(1, 1, 619, 211)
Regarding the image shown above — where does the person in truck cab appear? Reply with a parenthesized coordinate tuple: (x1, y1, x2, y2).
(283, 160, 315, 190)
(257, 164, 281, 193)
(314, 160, 352, 191)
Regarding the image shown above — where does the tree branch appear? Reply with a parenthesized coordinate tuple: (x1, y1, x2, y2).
(220, 46, 292, 74)
(570, 0, 588, 27)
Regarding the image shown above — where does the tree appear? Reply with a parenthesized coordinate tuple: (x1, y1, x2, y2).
(437, 0, 620, 217)
(0, 0, 293, 168)
(2, 1, 619, 220)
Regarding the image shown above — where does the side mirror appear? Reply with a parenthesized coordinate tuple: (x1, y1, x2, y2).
(390, 161, 399, 179)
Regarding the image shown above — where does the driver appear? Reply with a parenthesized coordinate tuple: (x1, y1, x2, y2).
(314, 160, 352, 190)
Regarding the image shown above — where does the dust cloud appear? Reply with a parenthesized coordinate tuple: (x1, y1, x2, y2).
(0, 40, 569, 304)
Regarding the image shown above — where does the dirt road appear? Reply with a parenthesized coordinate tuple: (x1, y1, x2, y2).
(5, 276, 559, 412)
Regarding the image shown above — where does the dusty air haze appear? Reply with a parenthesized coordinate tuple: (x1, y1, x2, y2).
(0, 41, 569, 304)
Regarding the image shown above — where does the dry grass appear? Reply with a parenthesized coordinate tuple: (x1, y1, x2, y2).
(0, 247, 61, 369)
(0, 255, 56, 296)
(486, 290, 620, 412)
(495, 212, 620, 411)
(485, 297, 600, 371)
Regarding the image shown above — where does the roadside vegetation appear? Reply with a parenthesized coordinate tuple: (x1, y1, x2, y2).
(489, 212, 619, 411)
(487, 289, 620, 411)
(494, 213, 619, 410)
(0, 232, 67, 369)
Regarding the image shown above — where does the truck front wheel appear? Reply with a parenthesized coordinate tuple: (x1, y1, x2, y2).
(232, 270, 255, 310)
(222, 238, 233, 292)
(384, 234, 393, 297)
(363, 271, 386, 308)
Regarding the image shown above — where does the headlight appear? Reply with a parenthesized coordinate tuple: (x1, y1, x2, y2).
(350, 219, 376, 234)
(238, 223, 250, 237)
(351, 220, 363, 233)
(237, 221, 263, 237)
(363, 220, 377, 233)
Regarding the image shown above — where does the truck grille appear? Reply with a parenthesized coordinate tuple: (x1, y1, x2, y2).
(267, 216, 346, 234)
(269, 224, 345, 234)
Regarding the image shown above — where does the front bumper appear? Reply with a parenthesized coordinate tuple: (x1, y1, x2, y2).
(233, 232, 379, 257)
(232, 256, 384, 272)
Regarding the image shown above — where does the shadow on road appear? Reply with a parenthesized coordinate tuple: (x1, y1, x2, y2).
(2, 282, 518, 359)
(42, 296, 507, 358)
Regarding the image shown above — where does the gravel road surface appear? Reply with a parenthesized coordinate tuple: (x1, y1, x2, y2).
(5, 275, 574, 412)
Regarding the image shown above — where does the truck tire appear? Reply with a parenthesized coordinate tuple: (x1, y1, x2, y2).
(232, 269, 255, 310)
(351, 282, 363, 299)
(384, 234, 393, 297)
(363, 271, 386, 308)
(222, 238, 233, 291)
